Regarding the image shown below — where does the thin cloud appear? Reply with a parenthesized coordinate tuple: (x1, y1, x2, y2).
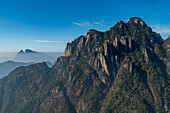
(156, 29, 170, 34)
(72, 19, 105, 27)
(93, 19, 104, 25)
(151, 24, 170, 34)
(72, 19, 110, 31)
(151, 24, 161, 29)
(72, 22, 90, 26)
(35, 40, 64, 43)
(123, 19, 129, 22)
(93, 22, 100, 25)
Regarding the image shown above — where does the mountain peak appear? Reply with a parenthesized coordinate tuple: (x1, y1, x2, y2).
(18, 50, 24, 54)
(15, 49, 55, 63)
(116, 20, 125, 24)
(128, 17, 146, 26)
(64, 17, 162, 57)
(86, 29, 103, 36)
(25, 49, 37, 53)
(18, 49, 37, 54)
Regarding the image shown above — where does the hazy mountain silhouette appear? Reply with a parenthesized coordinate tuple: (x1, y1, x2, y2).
(0, 61, 34, 78)
(13, 49, 56, 63)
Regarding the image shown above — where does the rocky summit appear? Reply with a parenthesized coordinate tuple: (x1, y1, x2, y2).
(0, 17, 169, 113)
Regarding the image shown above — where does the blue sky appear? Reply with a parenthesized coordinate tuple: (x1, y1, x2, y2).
(0, 0, 170, 52)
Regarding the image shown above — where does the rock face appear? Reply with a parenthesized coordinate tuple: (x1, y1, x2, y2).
(0, 17, 169, 113)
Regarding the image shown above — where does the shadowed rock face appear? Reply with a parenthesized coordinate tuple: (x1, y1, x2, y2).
(164, 36, 170, 75)
(0, 17, 169, 113)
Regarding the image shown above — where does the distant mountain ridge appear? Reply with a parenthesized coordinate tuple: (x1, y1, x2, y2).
(18, 49, 37, 54)
(0, 17, 169, 113)
(13, 49, 55, 63)
(0, 60, 53, 78)
(0, 49, 60, 78)
(0, 61, 34, 78)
